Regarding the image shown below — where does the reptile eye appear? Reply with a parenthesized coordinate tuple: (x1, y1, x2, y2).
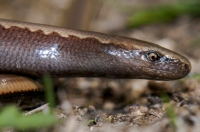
(147, 52, 160, 61)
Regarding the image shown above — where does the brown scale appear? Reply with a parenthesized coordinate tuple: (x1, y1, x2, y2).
(0, 23, 191, 80)
(0, 20, 191, 109)
(0, 74, 42, 95)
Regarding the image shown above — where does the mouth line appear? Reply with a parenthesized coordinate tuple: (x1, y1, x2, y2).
(129, 58, 189, 74)
(139, 66, 189, 77)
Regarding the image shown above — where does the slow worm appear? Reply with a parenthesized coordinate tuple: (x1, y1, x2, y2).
(0, 19, 191, 99)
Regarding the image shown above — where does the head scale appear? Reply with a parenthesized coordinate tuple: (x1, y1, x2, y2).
(128, 40, 191, 80)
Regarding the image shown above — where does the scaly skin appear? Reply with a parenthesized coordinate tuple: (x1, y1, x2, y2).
(0, 19, 191, 80)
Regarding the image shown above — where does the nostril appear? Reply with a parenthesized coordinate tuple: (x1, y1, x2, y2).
(184, 64, 189, 70)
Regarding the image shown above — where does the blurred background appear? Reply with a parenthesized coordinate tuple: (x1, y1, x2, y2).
(0, 0, 200, 131)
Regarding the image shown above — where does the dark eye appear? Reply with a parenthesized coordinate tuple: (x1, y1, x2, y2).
(147, 52, 160, 62)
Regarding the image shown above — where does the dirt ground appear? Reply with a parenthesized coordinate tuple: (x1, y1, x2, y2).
(0, 0, 199, 132)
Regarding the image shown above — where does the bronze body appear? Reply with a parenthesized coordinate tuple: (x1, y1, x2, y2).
(0, 19, 191, 97)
